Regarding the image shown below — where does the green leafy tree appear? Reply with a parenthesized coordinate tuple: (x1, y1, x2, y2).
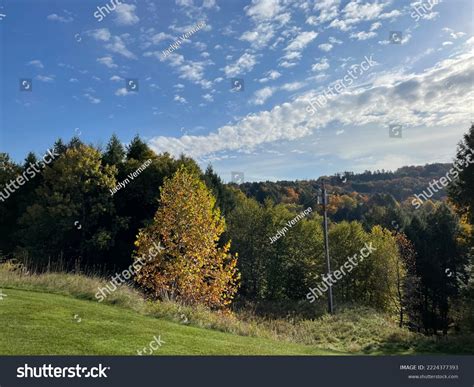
(0, 153, 21, 254)
(226, 193, 270, 299)
(17, 145, 122, 269)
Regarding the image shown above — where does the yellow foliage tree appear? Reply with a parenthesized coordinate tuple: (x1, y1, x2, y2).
(133, 166, 240, 309)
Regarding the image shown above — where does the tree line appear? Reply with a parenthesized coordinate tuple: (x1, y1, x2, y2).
(0, 124, 473, 336)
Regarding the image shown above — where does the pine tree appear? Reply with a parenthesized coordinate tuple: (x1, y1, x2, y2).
(103, 134, 125, 165)
(126, 135, 154, 161)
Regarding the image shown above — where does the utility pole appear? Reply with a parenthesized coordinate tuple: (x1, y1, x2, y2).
(321, 180, 334, 314)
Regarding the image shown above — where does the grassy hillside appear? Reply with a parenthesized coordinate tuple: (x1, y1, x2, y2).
(0, 289, 338, 355)
(1, 267, 472, 355)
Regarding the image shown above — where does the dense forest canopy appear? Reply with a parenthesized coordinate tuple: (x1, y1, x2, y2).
(1, 124, 473, 336)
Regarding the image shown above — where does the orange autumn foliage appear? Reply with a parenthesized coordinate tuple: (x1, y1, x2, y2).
(133, 166, 240, 309)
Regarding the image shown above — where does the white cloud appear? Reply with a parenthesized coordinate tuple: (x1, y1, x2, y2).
(350, 30, 377, 40)
(35, 75, 55, 82)
(284, 31, 318, 52)
(89, 29, 136, 59)
(442, 28, 466, 39)
(47, 13, 73, 23)
(329, 36, 343, 44)
(314, 0, 340, 24)
(319, 43, 333, 52)
(83, 93, 101, 104)
(330, 0, 394, 30)
(115, 88, 133, 96)
(223, 53, 258, 77)
(149, 45, 473, 164)
(379, 9, 401, 20)
(203, 0, 219, 9)
(195, 41, 207, 51)
(176, 0, 193, 6)
(115, 3, 140, 25)
(245, 0, 281, 21)
(110, 75, 123, 82)
(240, 23, 275, 49)
(251, 86, 276, 105)
(281, 82, 305, 91)
(329, 18, 351, 31)
(97, 56, 118, 68)
(259, 70, 282, 83)
(370, 22, 382, 31)
(174, 95, 187, 103)
(203, 93, 214, 102)
(281, 31, 318, 66)
(27, 60, 44, 69)
(422, 12, 439, 21)
(306, 16, 318, 26)
(89, 28, 111, 41)
(105, 36, 137, 59)
(343, 0, 386, 23)
(311, 57, 330, 71)
(149, 32, 174, 44)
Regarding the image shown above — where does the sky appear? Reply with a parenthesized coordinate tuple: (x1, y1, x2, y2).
(0, 0, 473, 182)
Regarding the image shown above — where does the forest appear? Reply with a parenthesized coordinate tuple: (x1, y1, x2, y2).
(1, 125, 473, 340)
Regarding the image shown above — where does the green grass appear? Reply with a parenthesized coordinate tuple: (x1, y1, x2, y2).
(0, 288, 339, 355)
(1, 267, 472, 355)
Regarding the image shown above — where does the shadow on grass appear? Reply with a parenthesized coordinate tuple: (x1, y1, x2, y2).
(362, 332, 474, 355)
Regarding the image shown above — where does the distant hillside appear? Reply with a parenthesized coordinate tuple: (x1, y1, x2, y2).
(236, 163, 452, 205)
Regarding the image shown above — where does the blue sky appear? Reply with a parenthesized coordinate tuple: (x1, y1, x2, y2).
(1, 0, 473, 182)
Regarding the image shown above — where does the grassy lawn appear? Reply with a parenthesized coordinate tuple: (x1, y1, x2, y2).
(0, 289, 340, 355)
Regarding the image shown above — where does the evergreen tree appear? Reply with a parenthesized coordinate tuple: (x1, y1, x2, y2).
(126, 135, 154, 161)
(103, 134, 125, 165)
(449, 124, 474, 224)
(203, 165, 237, 216)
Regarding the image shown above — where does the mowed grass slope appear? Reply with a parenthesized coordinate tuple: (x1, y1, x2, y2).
(0, 289, 339, 355)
